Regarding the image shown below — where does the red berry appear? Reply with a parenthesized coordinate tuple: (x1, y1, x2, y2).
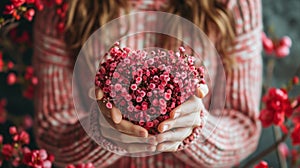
(9, 126, 17, 135)
(3, 4, 15, 15)
(7, 61, 14, 69)
(24, 9, 35, 21)
(275, 45, 290, 58)
(254, 161, 269, 168)
(292, 76, 299, 85)
(55, 0, 63, 5)
(31, 77, 38, 85)
(7, 73, 17, 85)
(19, 131, 30, 144)
(57, 22, 65, 33)
(0, 134, 3, 144)
(279, 36, 292, 47)
(262, 37, 274, 55)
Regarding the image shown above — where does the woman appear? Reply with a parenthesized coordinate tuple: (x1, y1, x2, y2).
(33, 0, 263, 167)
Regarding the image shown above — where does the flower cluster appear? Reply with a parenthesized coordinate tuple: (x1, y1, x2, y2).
(262, 32, 292, 58)
(1, 0, 68, 32)
(0, 51, 38, 99)
(259, 88, 292, 127)
(0, 126, 54, 168)
(23, 148, 54, 168)
(95, 43, 205, 134)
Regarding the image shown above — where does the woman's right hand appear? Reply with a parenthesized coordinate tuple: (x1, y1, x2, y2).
(96, 88, 157, 153)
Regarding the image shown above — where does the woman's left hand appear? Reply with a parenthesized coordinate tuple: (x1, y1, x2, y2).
(156, 84, 209, 152)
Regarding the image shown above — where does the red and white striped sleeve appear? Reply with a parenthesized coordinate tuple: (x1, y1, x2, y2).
(174, 0, 263, 167)
(32, 8, 122, 167)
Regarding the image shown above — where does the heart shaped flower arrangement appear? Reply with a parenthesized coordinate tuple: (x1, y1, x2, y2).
(95, 42, 205, 134)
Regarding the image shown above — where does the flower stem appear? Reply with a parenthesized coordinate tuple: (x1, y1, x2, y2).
(273, 126, 288, 168)
(241, 133, 288, 168)
(264, 58, 275, 91)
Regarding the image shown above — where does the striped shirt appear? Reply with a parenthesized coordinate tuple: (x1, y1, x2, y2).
(33, 0, 263, 167)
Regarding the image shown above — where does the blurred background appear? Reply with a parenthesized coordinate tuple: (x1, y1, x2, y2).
(243, 0, 300, 167)
(0, 0, 300, 167)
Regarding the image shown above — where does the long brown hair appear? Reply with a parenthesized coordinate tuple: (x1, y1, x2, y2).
(65, 0, 235, 61)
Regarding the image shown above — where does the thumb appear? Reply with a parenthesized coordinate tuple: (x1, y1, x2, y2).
(195, 84, 209, 98)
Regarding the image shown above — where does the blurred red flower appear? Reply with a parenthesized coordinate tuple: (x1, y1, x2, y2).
(254, 161, 269, 168)
(259, 88, 292, 127)
(291, 124, 300, 146)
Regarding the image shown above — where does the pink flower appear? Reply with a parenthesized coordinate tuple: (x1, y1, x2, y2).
(3, 4, 15, 15)
(9, 126, 17, 135)
(106, 102, 112, 109)
(19, 130, 30, 144)
(1, 144, 13, 159)
(11, 0, 26, 7)
(23, 149, 52, 168)
(24, 8, 35, 21)
(130, 84, 137, 91)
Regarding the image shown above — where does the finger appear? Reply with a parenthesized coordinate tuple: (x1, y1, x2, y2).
(101, 126, 157, 144)
(158, 112, 201, 133)
(101, 115, 149, 137)
(195, 84, 209, 98)
(97, 101, 112, 118)
(95, 88, 104, 100)
(115, 142, 156, 153)
(111, 106, 122, 124)
(170, 96, 204, 119)
(157, 141, 181, 152)
(97, 99, 122, 124)
(156, 127, 192, 143)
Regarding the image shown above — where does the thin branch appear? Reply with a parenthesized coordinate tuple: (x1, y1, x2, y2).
(241, 133, 289, 168)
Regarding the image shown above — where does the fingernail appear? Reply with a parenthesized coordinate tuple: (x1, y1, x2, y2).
(162, 125, 169, 132)
(173, 112, 180, 119)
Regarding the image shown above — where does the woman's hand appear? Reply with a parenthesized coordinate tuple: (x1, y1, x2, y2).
(96, 88, 157, 153)
(156, 84, 209, 152)
(95, 88, 149, 138)
(99, 111, 157, 153)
